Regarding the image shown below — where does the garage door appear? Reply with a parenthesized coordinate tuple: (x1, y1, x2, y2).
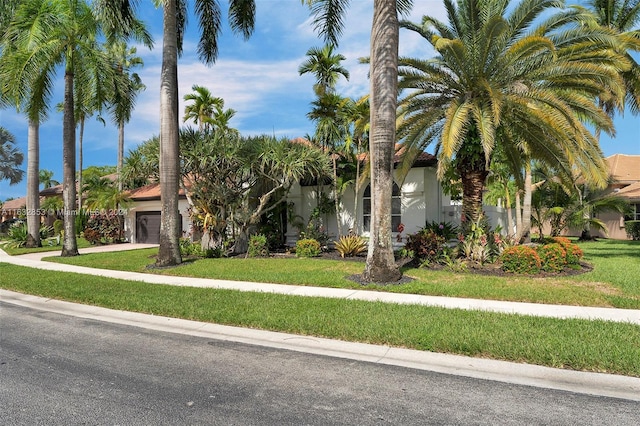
(136, 211, 161, 244)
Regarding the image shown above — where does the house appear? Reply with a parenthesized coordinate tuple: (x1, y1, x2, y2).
(592, 154, 640, 240)
(1, 196, 26, 222)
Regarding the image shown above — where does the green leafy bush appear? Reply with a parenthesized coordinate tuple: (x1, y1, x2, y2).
(295, 238, 321, 258)
(537, 243, 567, 272)
(501, 245, 541, 274)
(179, 238, 202, 257)
(334, 234, 367, 258)
(53, 219, 63, 236)
(404, 228, 447, 264)
(424, 220, 459, 240)
(625, 220, 640, 240)
(299, 222, 331, 251)
(248, 234, 269, 258)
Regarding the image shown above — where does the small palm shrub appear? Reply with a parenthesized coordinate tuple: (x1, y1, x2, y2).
(1, 222, 28, 248)
(247, 234, 269, 258)
(537, 243, 567, 272)
(53, 219, 63, 236)
(334, 234, 367, 258)
(404, 228, 447, 265)
(501, 245, 542, 274)
(295, 238, 321, 257)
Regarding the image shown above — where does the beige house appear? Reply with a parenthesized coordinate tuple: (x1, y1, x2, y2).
(594, 154, 640, 239)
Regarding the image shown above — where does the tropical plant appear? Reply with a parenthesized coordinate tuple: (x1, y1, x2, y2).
(334, 233, 368, 258)
(397, 0, 627, 228)
(1, 0, 151, 255)
(295, 238, 321, 257)
(0, 127, 23, 185)
(183, 84, 224, 132)
(247, 234, 269, 258)
(105, 41, 146, 191)
(304, 0, 414, 283)
(39, 169, 60, 189)
(99, 0, 257, 267)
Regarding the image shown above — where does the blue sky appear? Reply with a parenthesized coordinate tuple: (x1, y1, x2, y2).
(1, 0, 638, 201)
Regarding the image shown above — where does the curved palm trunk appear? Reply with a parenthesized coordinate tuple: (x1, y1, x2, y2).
(157, 0, 182, 266)
(362, 0, 401, 283)
(25, 119, 41, 248)
(61, 70, 78, 256)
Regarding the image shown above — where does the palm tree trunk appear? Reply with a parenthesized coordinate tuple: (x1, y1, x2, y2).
(78, 118, 84, 213)
(25, 119, 41, 248)
(61, 70, 78, 256)
(504, 185, 514, 238)
(332, 155, 342, 238)
(157, 0, 182, 266)
(353, 141, 361, 232)
(521, 162, 532, 243)
(117, 120, 124, 191)
(363, 0, 401, 283)
(459, 168, 488, 226)
(515, 188, 523, 240)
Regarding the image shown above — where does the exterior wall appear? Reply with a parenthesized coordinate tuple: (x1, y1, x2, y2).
(284, 166, 493, 245)
(442, 205, 511, 235)
(124, 199, 191, 243)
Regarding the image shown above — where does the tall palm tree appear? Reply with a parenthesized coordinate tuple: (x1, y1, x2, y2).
(298, 44, 350, 96)
(98, 0, 257, 266)
(584, 0, 640, 117)
(2, 0, 150, 255)
(183, 84, 224, 131)
(105, 41, 146, 191)
(305, 0, 413, 282)
(397, 0, 628, 228)
(0, 127, 23, 185)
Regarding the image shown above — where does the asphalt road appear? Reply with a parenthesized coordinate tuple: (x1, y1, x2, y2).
(1, 302, 639, 425)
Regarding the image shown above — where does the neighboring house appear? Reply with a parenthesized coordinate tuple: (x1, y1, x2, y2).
(1, 196, 27, 222)
(593, 154, 640, 240)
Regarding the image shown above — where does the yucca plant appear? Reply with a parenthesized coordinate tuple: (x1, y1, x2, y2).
(334, 234, 367, 258)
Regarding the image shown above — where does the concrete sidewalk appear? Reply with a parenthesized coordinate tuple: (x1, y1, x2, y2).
(2, 244, 640, 325)
(1, 243, 640, 401)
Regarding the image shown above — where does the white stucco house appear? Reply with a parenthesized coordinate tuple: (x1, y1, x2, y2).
(122, 151, 510, 246)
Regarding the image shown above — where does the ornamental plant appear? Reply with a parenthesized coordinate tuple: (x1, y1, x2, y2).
(501, 245, 541, 274)
(537, 243, 567, 272)
(247, 234, 269, 258)
(295, 238, 321, 257)
(334, 234, 367, 258)
(404, 228, 447, 265)
(552, 237, 583, 265)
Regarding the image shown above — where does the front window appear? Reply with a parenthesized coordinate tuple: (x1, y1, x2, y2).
(363, 182, 402, 232)
(625, 203, 640, 221)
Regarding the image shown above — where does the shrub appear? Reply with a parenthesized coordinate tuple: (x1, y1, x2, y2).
(83, 228, 102, 245)
(501, 245, 541, 274)
(1, 222, 28, 248)
(247, 234, 269, 258)
(299, 222, 331, 251)
(295, 238, 321, 258)
(537, 243, 567, 272)
(334, 234, 367, 258)
(84, 213, 123, 244)
(624, 220, 640, 240)
(404, 228, 447, 264)
(552, 237, 583, 265)
(53, 219, 63, 236)
(179, 238, 202, 257)
(424, 220, 459, 240)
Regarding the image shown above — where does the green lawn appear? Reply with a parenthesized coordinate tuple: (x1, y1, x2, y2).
(1, 237, 92, 255)
(44, 239, 640, 308)
(1, 262, 639, 377)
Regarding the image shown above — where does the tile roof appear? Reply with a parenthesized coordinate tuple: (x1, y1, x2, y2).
(606, 154, 640, 184)
(617, 181, 640, 200)
(1, 196, 27, 210)
(126, 182, 187, 200)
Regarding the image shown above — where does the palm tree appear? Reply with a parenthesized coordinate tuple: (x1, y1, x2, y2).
(396, 0, 628, 229)
(105, 41, 146, 192)
(97, 0, 256, 266)
(305, 0, 413, 282)
(0, 127, 23, 185)
(1, 0, 149, 255)
(39, 169, 60, 189)
(584, 0, 640, 117)
(183, 85, 224, 131)
(298, 44, 350, 96)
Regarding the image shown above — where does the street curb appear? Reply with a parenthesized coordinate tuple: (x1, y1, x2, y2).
(3, 289, 639, 402)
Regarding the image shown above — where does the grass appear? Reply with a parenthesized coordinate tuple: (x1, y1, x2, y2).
(1, 262, 639, 377)
(1, 237, 92, 255)
(43, 239, 640, 309)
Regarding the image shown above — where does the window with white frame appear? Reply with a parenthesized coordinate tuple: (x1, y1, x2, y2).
(625, 203, 640, 221)
(362, 182, 402, 232)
